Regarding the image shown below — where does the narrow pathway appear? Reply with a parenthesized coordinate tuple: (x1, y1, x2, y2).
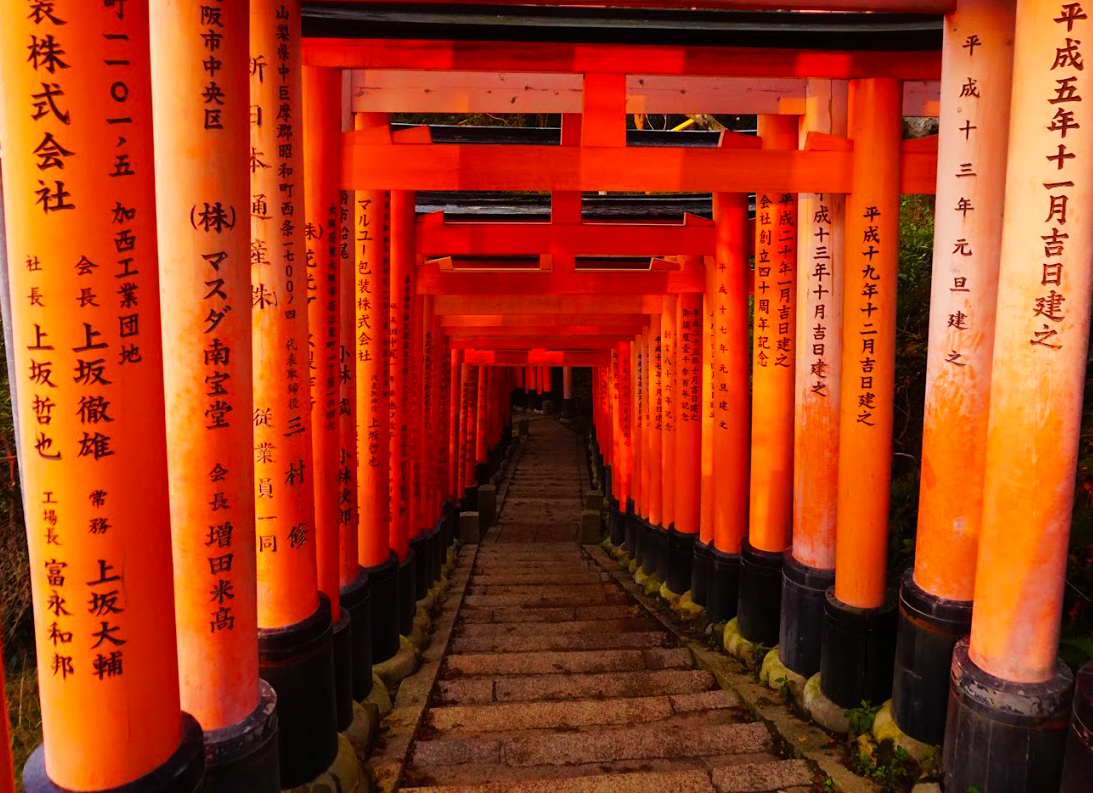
(402, 418, 815, 792)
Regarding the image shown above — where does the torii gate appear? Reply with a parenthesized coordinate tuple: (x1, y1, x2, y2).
(1, 2, 1092, 793)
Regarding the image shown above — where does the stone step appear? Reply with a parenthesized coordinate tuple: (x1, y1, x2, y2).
(469, 572, 610, 586)
(462, 591, 631, 609)
(456, 618, 657, 638)
(450, 630, 670, 654)
(458, 605, 644, 624)
(435, 668, 715, 705)
(442, 648, 692, 677)
(409, 721, 773, 770)
(403, 760, 815, 793)
(468, 584, 621, 597)
(426, 690, 742, 734)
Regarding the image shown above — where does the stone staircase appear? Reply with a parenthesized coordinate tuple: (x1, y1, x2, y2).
(400, 418, 816, 792)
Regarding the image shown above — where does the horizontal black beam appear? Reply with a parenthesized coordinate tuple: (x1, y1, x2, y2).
(416, 191, 717, 221)
(392, 123, 736, 147)
(303, 3, 942, 50)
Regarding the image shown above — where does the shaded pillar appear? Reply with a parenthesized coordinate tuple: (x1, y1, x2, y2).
(448, 349, 463, 503)
(562, 365, 575, 417)
(149, 1, 276, 787)
(629, 332, 645, 563)
(250, 2, 336, 785)
(659, 294, 679, 584)
(355, 188, 399, 664)
(389, 191, 416, 635)
(822, 79, 902, 709)
(407, 291, 428, 601)
(695, 255, 717, 606)
(782, 81, 846, 679)
(1, 3, 203, 788)
(302, 65, 351, 733)
(708, 193, 751, 622)
(739, 116, 798, 647)
(946, 3, 1091, 789)
(892, 0, 1014, 747)
(670, 291, 702, 595)
(612, 342, 633, 548)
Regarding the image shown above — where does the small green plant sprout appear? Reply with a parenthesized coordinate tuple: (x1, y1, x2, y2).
(845, 700, 881, 737)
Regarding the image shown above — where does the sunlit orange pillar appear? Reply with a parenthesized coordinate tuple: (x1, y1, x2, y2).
(355, 188, 400, 663)
(302, 65, 354, 732)
(250, 1, 338, 785)
(707, 193, 751, 622)
(946, 4, 1092, 790)
(389, 190, 416, 636)
(1, 4, 204, 789)
(781, 80, 847, 681)
(821, 78, 902, 709)
(669, 289, 702, 595)
(658, 295, 678, 584)
(644, 316, 666, 576)
(609, 342, 633, 548)
(696, 253, 716, 606)
(149, 1, 278, 787)
(885, 0, 1015, 748)
(738, 116, 798, 645)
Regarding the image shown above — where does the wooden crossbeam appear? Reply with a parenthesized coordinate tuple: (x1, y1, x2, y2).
(350, 71, 941, 117)
(452, 335, 631, 349)
(342, 139, 937, 194)
(464, 350, 611, 366)
(314, 1, 955, 11)
(442, 313, 649, 327)
(417, 213, 715, 257)
(306, 39, 942, 81)
(417, 260, 705, 295)
(434, 294, 664, 315)
(446, 325, 645, 338)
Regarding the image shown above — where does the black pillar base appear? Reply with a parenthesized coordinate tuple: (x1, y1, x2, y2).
(656, 525, 671, 583)
(944, 638, 1072, 793)
(331, 607, 353, 732)
(1062, 662, 1093, 792)
(429, 524, 443, 585)
(666, 528, 695, 595)
(258, 593, 339, 788)
(463, 484, 479, 513)
(891, 570, 972, 745)
(608, 496, 623, 546)
(475, 462, 490, 486)
(443, 499, 459, 549)
(778, 555, 835, 679)
(24, 713, 204, 793)
(707, 546, 741, 624)
(819, 589, 897, 708)
(410, 533, 430, 601)
(737, 539, 784, 647)
(366, 552, 400, 664)
(632, 514, 647, 570)
(397, 549, 417, 636)
(604, 466, 613, 503)
(691, 539, 712, 607)
(622, 499, 636, 556)
(562, 397, 575, 418)
(530, 391, 543, 411)
(340, 567, 373, 702)
(642, 521, 660, 576)
(203, 679, 280, 792)
(510, 387, 523, 409)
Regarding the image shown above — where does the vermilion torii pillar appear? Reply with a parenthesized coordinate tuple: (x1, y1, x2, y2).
(708, 193, 751, 623)
(821, 78, 902, 710)
(0, 644, 10, 793)
(356, 188, 400, 664)
(562, 365, 575, 417)
(781, 81, 846, 681)
(609, 342, 633, 549)
(947, 5, 1090, 790)
(670, 289, 702, 596)
(149, 1, 277, 788)
(303, 64, 353, 733)
(2, 3, 206, 790)
(448, 348, 464, 502)
(337, 159, 372, 705)
(408, 291, 430, 602)
(891, 0, 1014, 748)
(390, 190, 417, 636)
(658, 295, 678, 585)
(250, 1, 338, 785)
(740, 115, 798, 647)
(627, 331, 645, 563)
(695, 254, 716, 607)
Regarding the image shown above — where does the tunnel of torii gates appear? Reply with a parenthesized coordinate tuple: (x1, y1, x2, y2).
(3, 0, 1093, 792)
